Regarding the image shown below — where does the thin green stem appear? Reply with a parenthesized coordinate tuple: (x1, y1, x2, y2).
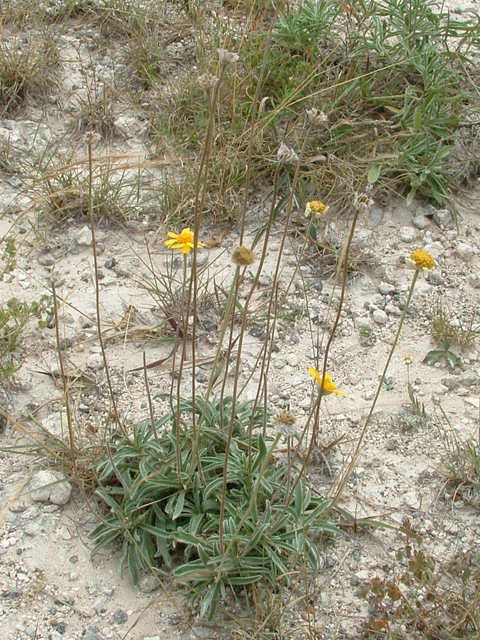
(86, 135, 123, 434)
(329, 268, 420, 509)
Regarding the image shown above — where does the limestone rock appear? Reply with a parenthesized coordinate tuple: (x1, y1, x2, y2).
(30, 470, 72, 506)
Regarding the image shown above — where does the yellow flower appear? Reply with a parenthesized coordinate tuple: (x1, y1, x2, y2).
(305, 200, 330, 217)
(405, 249, 436, 276)
(308, 367, 347, 395)
(164, 228, 205, 254)
(404, 355, 412, 366)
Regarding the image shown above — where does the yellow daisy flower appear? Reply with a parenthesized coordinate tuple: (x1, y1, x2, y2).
(305, 200, 330, 217)
(308, 367, 347, 395)
(164, 228, 205, 254)
(405, 249, 436, 276)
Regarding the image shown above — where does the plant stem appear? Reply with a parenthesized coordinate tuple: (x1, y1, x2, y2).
(329, 268, 420, 509)
(85, 135, 123, 434)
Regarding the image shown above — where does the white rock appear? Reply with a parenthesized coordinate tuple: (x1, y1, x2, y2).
(385, 303, 401, 316)
(399, 227, 415, 243)
(403, 491, 421, 510)
(378, 281, 395, 295)
(468, 273, 480, 288)
(433, 209, 453, 228)
(285, 353, 299, 367)
(455, 242, 473, 261)
(424, 241, 444, 260)
(76, 226, 93, 246)
(354, 316, 371, 330)
(30, 470, 72, 506)
(372, 309, 388, 324)
(412, 214, 429, 230)
(347, 374, 359, 385)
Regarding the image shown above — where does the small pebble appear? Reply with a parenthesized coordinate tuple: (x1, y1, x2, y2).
(112, 609, 128, 624)
(372, 309, 388, 324)
(37, 253, 55, 267)
(399, 227, 415, 243)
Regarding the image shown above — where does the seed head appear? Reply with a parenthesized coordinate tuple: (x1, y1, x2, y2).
(217, 49, 239, 68)
(306, 107, 328, 125)
(353, 192, 374, 211)
(273, 411, 298, 437)
(198, 73, 219, 93)
(277, 142, 299, 164)
(232, 246, 255, 266)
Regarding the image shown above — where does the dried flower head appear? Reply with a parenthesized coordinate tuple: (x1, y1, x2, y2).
(277, 142, 299, 164)
(84, 131, 101, 145)
(232, 246, 255, 266)
(353, 192, 374, 211)
(306, 107, 329, 125)
(305, 200, 330, 217)
(308, 368, 347, 395)
(165, 228, 205, 254)
(273, 411, 298, 437)
(198, 73, 219, 93)
(405, 249, 436, 276)
(404, 355, 413, 366)
(218, 49, 239, 68)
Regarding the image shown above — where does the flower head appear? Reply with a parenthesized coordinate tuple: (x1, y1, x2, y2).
(308, 367, 347, 395)
(404, 355, 413, 366)
(353, 191, 374, 211)
(218, 49, 239, 68)
(305, 200, 330, 217)
(164, 228, 205, 254)
(306, 108, 328, 125)
(198, 73, 219, 93)
(273, 410, 298, 437)
(277, 142, 299, 164)
(232, 246, 255, 266)
(405, 249, 436, 276)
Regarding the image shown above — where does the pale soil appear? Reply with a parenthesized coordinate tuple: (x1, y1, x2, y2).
(1, 2, 480, 639)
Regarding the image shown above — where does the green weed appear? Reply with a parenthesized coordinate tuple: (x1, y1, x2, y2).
(0, 31, 59, 113)
(91, 395, 339, 619)
(0, 296, 52, 382)
(361, 520, 480, 636)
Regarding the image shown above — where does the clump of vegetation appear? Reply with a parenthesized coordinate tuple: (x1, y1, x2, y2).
(91, 396, 338, 618)
(436, 406, 480, 508)
(29, 151, 155, 223)
(1, 237, 52, 382)
(423, 300, 480, 370)
(0, 296, 52, 382)
(147, 0, 480, 220)
(0, 33, 59, 112)
(361, 519, 480, 637)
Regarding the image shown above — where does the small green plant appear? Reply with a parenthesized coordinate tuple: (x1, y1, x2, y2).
(423, 338, 462, 370)
(436, 408, 480, 507)
(407, 383, 427, 420)
(1, 235, 16, 281)
(0, 296, 52, 382)
(361, 523, 480, 636)
(30, 151, 154, 222)
(0, 32, 59, 112)
(430, 301, 480, 348)
(91, 396, 338, 619)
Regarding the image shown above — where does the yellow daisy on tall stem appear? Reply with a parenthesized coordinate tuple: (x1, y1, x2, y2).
(308, 367, 347, 395)
(164, 228, 205, 254)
